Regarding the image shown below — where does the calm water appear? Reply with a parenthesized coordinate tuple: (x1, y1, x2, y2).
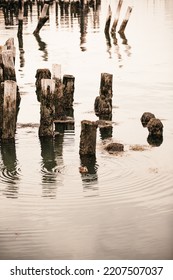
(0, 0, 173, 260)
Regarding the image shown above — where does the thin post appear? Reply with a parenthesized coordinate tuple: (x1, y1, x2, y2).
(79, 120, 98, 155)
(111, 0, 123, 34)
(33, 3, 49, 35)
(2, 80, 17, 140)
(118, 6, 133, 34)
(39, 79, 55, 137)
(104, 5, 112, 34)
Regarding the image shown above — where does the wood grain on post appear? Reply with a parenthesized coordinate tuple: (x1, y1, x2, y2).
(63, 74, 75, 110)
(35, 68, 51, 102)
(118, 6, 133, 34)
(2, 50, 16, 81)
(39, 79, 55, 137)
(5, 38, 16, 64)
(2, 80, 17, 140)
(33, 3, 49, 35)
(79, 120, 98, 155)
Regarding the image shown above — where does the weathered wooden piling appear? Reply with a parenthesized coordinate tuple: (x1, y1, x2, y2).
(35, 68, 51, 101)
(79, 120, 98, 155)
(141, 112, 155, 127)
(2, 50, 16, 81)
(33, 3, 49, 35)
(17, 1, 24, 39)
(118, 6, 133, 34)
(1, 80, 17, 140)
(111, 0, 123, 35)
(94, 73, 113, 120)
(63, 74, 75, 116)
(5, 38, 16, 64)
(147, 118, 163, 137)
(39, 79, 55, 137)
(104, 5, 112, 34)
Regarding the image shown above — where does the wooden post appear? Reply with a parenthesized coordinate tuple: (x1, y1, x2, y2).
(52, 64, 64, 120)
(39, 79, 55, 137)
(104, 5, 112, 34)
(118, 6, 133, 34)
(63, 74, 75, 116)
(79, 120, 98, 155)
(33, 3, 49, 35)
(5, 38, 16, 65)
(111, 0, 123, 35)
(2, 80, 17, 140)
(0, 67, 3, 83)
(17, 2, 24, 40)
(35, 68, 51, 101)
(94, 73, 113, 120)
(2, 50, 16, 81)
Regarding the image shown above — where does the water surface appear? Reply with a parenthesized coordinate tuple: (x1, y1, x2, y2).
(0, 0, 173, 259)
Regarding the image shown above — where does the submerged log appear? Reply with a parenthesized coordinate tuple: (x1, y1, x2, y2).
(33, 3, 49, 35)
(39, 79, 55, 137)
(118, 6, 133, 34)
(105, 142, 124, 153)
(2, 80, 17, 140)
(79, 120, 98, 155)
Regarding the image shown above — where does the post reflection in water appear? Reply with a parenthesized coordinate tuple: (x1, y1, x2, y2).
(34, 33, 48, 61)
(80, 154, 99, 197)
(40, 134, 64, 199)
(0, 140, 20, 199)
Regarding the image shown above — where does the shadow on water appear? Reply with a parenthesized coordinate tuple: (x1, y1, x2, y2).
(0, 140, 20, 198)
(40, 134, 64, 198)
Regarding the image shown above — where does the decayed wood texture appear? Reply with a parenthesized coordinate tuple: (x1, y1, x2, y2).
(79, 120, 98, 155)
(104, 5, 112, 34)
(39, 79, 55, 137)
(35, 68, 51, 101)
(2, 80, 17, 140)
(94, 73, 113, 119)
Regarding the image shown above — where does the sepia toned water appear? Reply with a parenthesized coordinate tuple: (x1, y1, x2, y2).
(0, 0, 173, 260)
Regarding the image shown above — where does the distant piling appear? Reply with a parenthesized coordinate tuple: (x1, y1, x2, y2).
(33, 3, 49, 35)
(118, 6, 133, 34)
(111, 0, 123, 35)
(79, 120, 98, 155)
(39, 79, 55, 137)
(104, 5, 112, 34)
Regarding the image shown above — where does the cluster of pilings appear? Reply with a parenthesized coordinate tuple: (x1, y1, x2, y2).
(141, 112, 163, 146)
(35, 64, 75, 137)
(104, 0, 133, 54)
(0, 39, 20, 141)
